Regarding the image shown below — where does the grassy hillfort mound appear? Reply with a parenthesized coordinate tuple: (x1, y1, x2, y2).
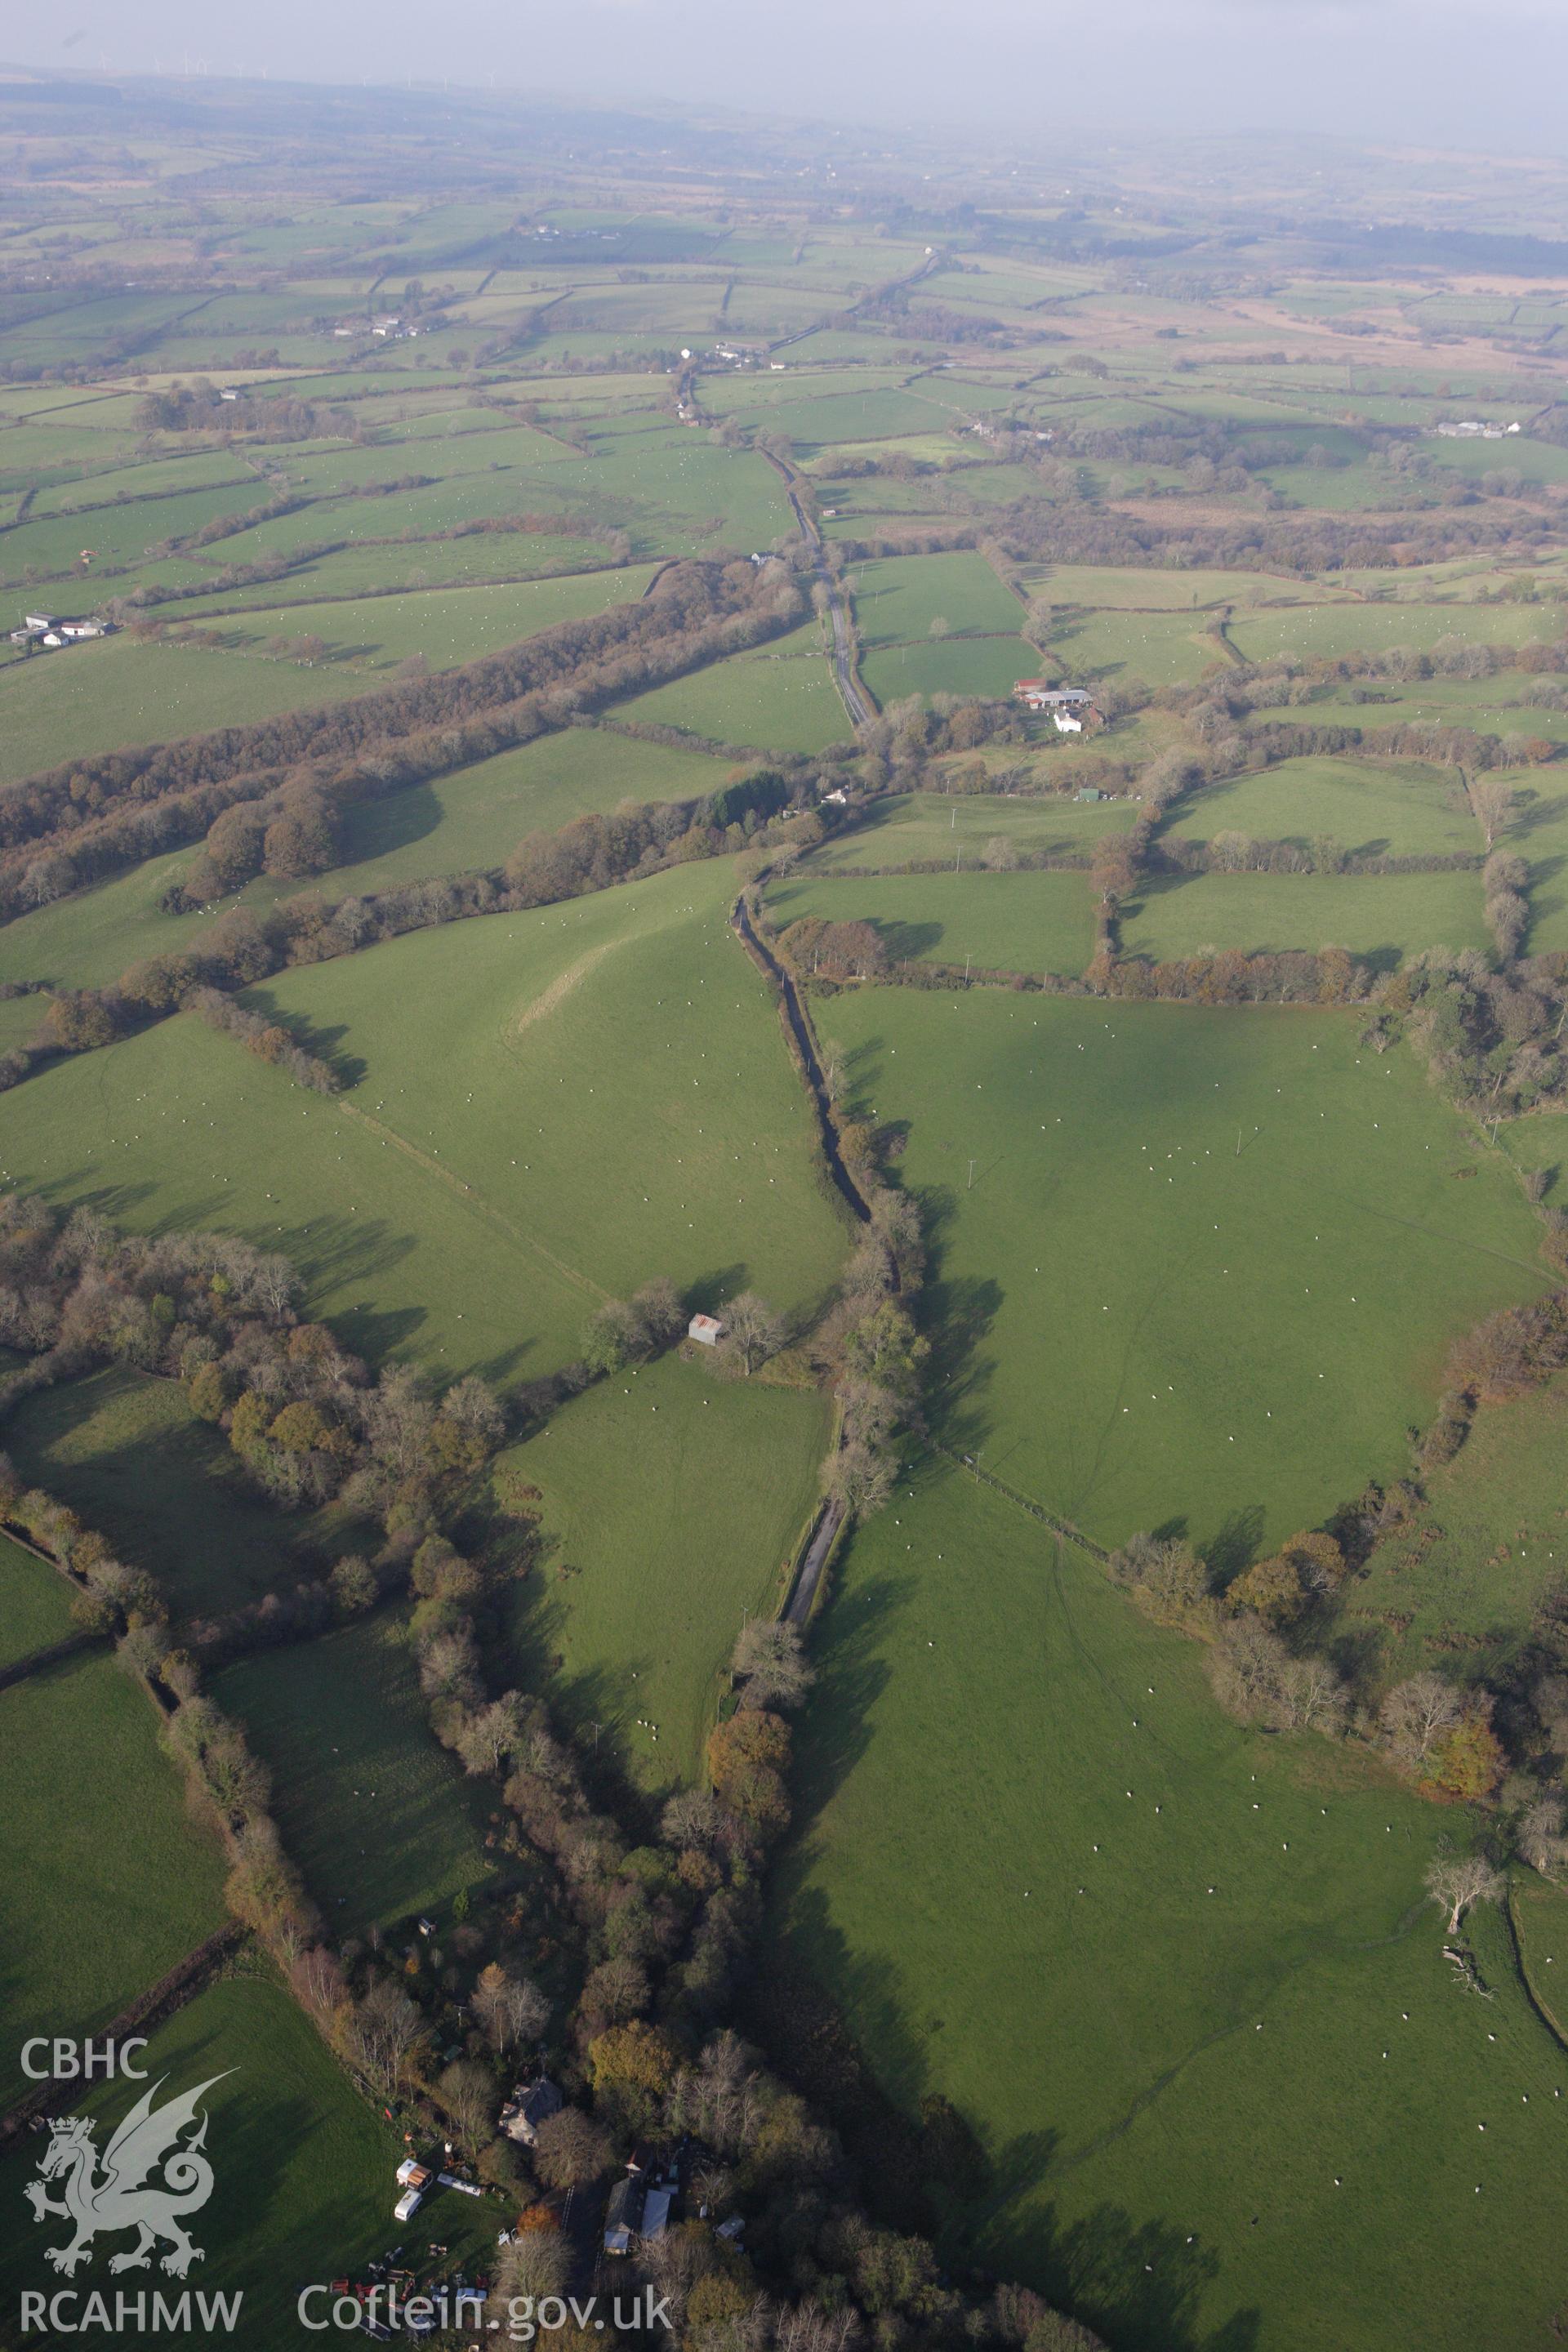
(0, 859, 849, 1386)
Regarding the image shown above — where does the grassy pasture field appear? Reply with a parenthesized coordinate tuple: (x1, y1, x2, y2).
(1024, 565, 1360, 611)
(0, 1974, 463, 2351)
(501, 1352, 829, 1793)
(0, 861, 849, 1388)
(195, 564, 653, 671)
(1120, 867, 1490, 961)
(539, 433, 795, 554)
(803, 790, 1136, 871)
(0, 635, 372, 788)
(1514, 779, 1568, 953)
(0, 1646, 225, 2100)
(0, 1528, 78, 1668)
(1168, 756, 1478, 858)
(1347, 1370, 1568, 1686)
(813, 987, 1548, 1554)
(774, 1458, 1568, 2352)
(849, 552, 1026, 645)
(217, 1614, 496, 1935)
(612, 626, 853, 752)
(1228, 600, 1563, 666)
(860, 634, 1037, 706)
(2, 1366, 358, 1620)
(1046, 606, 1231, 685)
(766, 869, 1098, 976)
(189, 530, 623, 604)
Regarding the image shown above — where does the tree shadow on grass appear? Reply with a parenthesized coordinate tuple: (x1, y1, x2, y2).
(1204, 1505, 1267, 1592)
(339, 777, 446, 866)
(976, 2166, 1257, 2352)
(240, 1003, 367, 1089)
(686, 1263, 748, 1316)
(784, 1564, 906, 1833)
(873, 917, 944, 963)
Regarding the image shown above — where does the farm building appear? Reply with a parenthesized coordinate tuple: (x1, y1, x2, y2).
(11, 613, 112, 652)
(688, 1313, 725, 1347)
(1013, 681, 1094, 714)
(1054, 710, 1084, 733)
(498, 2074, 563, 2148)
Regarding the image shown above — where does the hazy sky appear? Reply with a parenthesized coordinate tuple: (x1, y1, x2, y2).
(10, 0, 1568, 155)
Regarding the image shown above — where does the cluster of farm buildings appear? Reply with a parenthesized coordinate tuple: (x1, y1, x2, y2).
(8, 608, 114, 653)
(1012, 680, 1094, 730)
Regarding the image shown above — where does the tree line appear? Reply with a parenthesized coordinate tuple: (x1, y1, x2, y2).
(0, 558, 803, 915)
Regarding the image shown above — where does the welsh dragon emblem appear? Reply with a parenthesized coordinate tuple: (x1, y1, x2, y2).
(24, 2074, 230, 2277)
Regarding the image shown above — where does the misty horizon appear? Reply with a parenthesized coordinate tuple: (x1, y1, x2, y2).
(7, 1, 1568, 163)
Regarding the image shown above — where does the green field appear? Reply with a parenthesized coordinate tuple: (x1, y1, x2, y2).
(774, 1458, 1568, 2352)
(1348, 1370, 1568, 1686)
(0, 1529, 78, 1668)
(0, 636, 371, 789)
(0, 1973, 466, 2352)
(217, 1613, 496, 1936)
(860, 634, 1039, 706)
(851, 552, 1027, 645)
(612, 624, 853, 753)
(501, 1352, 829, 1792)
(1045, 607, 1231, 686)
(0, 1648, 226, 2099)
(198, 565, 653, 672)
(766, 869, 1098, 976)
(3, 1367, 354, 1620)
(1171, 756, 1478, 858)
(805, 789, 1136, 871)
(813, 988, 1548, 1554)
(1120, 869, 1490, 962)
(0, 861, 849, 1390)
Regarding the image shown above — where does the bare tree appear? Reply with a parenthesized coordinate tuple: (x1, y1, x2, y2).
(1381, 1673, 1462, 1766)
(1470, 776, 1516, 849)
(1425, 1853, 1505, 1935)
(1517, 1796, 1568, 1879)
(344, 1979, 427, 2099)
(732, 1617, 814, 1709)
(472, 1962, 550, 2057)
(722, 1291, 785, 1377)
(486, 2230, 570, 2316)
(532, 2107, 613, 2191)
(459, 1692, 532, 1777)
(439, 2058, 495, 2163)
(1277, 1654, 1348, 1734)
(822, 1439, 894, 1517)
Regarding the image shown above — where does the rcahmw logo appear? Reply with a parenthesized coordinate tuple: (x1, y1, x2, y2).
(19, 2052, 243, 2336)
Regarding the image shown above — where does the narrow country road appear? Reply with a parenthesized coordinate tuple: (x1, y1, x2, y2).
(784, 1495, 845, 1624)
(761, 448, 874, 728)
